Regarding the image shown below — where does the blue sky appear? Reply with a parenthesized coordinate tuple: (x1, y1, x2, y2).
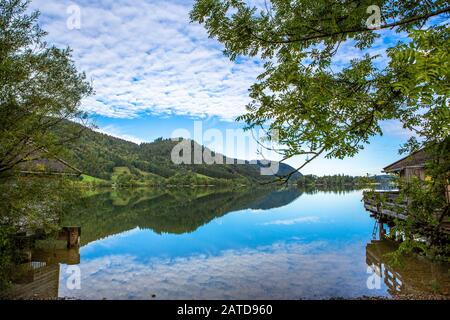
(30, 0, 420, 175)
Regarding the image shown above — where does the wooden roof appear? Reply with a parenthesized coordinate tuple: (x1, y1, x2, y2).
(16, 148, 82, 176)
(383, 149, 431, 173)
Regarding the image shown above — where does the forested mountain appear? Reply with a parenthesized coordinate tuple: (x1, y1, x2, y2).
(56, 121, 301, 184)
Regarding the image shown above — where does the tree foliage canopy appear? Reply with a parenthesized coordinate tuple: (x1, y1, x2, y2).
(0, 0, 93, 176)
(191, 0, 449, 174)
(0, 0, 93, 290)
(192, 0, 450, 255)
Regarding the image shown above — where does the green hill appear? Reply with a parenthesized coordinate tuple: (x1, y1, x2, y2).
(57, 121, 301, 185)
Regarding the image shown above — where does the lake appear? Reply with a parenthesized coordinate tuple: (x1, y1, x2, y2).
(10, 187, 450, 299)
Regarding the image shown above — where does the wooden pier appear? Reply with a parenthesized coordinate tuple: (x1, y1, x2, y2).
(363, 148, 450, 233)
(7, 248, 80, 299)
(6, 228, 81, 299)
(15, 226, 81, 250)
(363, 190, 450, 234)
(363, 190, 407, 220)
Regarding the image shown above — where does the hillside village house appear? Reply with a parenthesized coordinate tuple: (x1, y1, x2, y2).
(15, 148, 82, 177)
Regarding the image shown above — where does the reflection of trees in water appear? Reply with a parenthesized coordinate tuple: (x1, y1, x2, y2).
(0, 177, 82, 293)
(62, 187, 304, 245)
(366, 239, 450, 297)
(301, 185, 365, 195)
(248, 188, 303, 210)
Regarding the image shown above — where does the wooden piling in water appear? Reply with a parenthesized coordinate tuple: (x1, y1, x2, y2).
(58, 226, 81, 248)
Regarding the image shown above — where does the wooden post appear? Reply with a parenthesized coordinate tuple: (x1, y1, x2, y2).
(445, 184, 450, 204)
(60, 227, 81, 249)
(378, 222, 386, 239)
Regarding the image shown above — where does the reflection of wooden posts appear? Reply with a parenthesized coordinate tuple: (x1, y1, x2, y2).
(58, 227, 81, 248)
(9, 263, 60, 299)
(378, 221, 386, 239)
(33, 248, 80, 265)
(446, 184, 450, 204)
(7, 245, 81, 299)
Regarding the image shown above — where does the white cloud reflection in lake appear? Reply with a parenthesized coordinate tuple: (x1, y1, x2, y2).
(59, 240, 386, 300)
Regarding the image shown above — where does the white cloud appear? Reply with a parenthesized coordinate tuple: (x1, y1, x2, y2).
(59, 241, 376, 299)
(30, 0, 263, 120)
(94, 125, 144, 144)
(380, 120, 416, 139)
(26, 0, 420, 179)
(263, 216, 320, 226)
(29, 0, 405, 123)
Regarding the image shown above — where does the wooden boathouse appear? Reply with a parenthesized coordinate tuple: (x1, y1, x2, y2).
(363, 148, 450, 233)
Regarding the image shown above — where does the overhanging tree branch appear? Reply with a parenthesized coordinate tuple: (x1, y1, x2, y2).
(251, 7, 450, 44)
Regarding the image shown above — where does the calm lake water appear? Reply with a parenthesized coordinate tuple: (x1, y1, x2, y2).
(10, 187, 450, 299)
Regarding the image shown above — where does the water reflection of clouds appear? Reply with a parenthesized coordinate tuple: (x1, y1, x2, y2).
(246, 209, 265, 213)
(262, 216, 320, 226)
(81, 227, 142, 253)
(59, 241, 385, 300)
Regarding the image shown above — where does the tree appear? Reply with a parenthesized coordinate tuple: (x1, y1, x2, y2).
(0, 175, 81, 293)
(191, 1, 450, 256)
(0, 0, 93, 177)
(191, 0, 449, 176)
(116, 173, 134, 187)
(0, 0, 92, 291)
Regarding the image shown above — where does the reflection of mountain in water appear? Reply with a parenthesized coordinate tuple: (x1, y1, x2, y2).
(62, 188, 303, 246)
(247, 188, 303, 210)
(366, 239, 450, 297)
